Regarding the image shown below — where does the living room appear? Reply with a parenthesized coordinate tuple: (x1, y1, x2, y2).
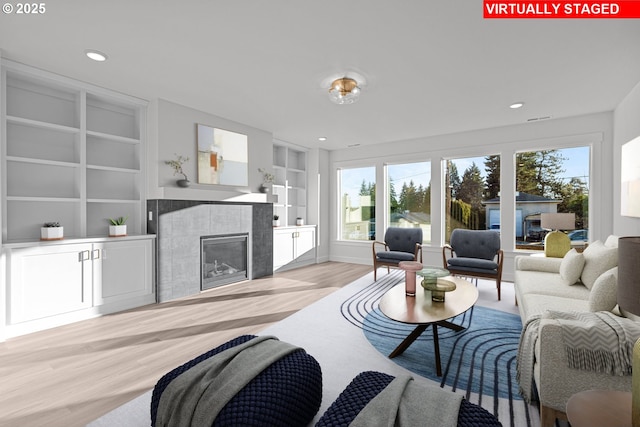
(2, 2, 640, 426)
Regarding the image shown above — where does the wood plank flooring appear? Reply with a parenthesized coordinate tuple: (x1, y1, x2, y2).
(0, 262, 371, 427)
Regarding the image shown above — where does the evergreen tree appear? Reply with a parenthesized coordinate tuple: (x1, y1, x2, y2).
(516, 150, 566, 198)
(458, 162, 485, 211)
(484, 155, 501, 200)
(447, 161, 461, 199)
(389, 178, 399, 213)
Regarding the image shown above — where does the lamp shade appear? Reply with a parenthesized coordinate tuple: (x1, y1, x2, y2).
(541, 213, 576, 230)
(618, 236, 640, 318)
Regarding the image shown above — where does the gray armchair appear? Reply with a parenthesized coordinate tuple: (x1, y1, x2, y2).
(442, 229, 504, 300)
(372, 227, 423, 281)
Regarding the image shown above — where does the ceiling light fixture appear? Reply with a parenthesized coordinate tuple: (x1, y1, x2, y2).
(318, 137, 327, 142)
(510, 102, 524, 109)
(328, 77, 361, 105)
(85, 49, 108, 62)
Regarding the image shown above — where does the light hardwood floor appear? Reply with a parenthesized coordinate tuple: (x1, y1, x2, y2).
(0, 262, 371, 427)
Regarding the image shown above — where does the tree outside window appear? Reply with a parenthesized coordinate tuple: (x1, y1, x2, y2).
(387, 162, 431, 243)
(339, 166, 376, 241)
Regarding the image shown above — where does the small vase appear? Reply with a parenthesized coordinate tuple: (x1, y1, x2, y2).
(177, 179, 190, 188)
(260, 184, 270, 194)
(273, 220, 280, 227)
(109, 225, 127, 237)
(41, 226, 64, 240)
(296, 218, 304, 226)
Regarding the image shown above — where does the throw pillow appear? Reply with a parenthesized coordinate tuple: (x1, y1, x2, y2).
(589, 267, 618, 312)
(559, 249, 585, 285)
(581, 241, 618, 290)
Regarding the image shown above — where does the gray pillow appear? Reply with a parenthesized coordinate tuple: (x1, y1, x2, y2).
(559, 249, 585, 285)
(588, 267, 618, 312)
(581, 241, 618, 290)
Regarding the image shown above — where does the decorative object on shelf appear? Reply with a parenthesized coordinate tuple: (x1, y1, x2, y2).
(41, 222, 64, 241)
(417, 267, 454, 302)
(258, 167, 275, 193)
(108, 216, 128, 237)
(296, 217, 304, 226)
(273, 215, 280, 227)
(328, 77, 361, 105)
(197, 124, 248, 186)
(541, 212, 576, 258)
(165, 154, 190, 188)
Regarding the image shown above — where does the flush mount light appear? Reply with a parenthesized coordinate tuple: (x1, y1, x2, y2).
(85, 49, 108, 62)
(328, 77, 361, 105)
(318, 137, 327, 142)
(509, 102, 525, 109)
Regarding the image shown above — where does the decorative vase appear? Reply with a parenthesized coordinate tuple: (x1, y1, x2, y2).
(260, 184, 270, 194)
(177, 179, 190, 188)
(296, 218, 304, 226)
(41, 226, 63, 240)
(273, 219, 280, 227)
(109, 225, 127, 237)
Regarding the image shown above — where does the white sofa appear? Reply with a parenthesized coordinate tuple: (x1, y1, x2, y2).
(514, 235, 626, 427)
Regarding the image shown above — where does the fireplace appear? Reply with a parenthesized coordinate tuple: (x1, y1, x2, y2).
(201, 233, 249, 290)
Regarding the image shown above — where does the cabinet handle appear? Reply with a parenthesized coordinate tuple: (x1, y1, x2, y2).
(79, 250, 90, 262)
(92, 249, 100, 260)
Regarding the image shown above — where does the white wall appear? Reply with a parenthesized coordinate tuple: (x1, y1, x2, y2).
(328, 112, 614, 282)
(147, 99, 274, 202)
(613, 80, 640, 237)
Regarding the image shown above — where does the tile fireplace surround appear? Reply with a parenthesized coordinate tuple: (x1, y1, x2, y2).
(147, 200, 273, 302)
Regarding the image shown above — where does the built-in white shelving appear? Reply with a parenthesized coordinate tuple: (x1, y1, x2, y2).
(272, 142, 307, 226)
(1, 60, 147, 242)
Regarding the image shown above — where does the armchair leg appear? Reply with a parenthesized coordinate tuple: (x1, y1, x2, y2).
(496, 278, 501, 301)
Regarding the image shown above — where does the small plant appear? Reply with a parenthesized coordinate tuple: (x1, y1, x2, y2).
(165, 154, 189, 180)
(108, 216, 128, 226)
(273, 215, 279, 220)
(43, 222, 61, 227)
(258, 168, 275, 184)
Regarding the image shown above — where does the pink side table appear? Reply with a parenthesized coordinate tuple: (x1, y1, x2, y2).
(398, 261, 423, 296)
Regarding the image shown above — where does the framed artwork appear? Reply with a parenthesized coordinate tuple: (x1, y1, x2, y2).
(197, 124, 248, 186)
(621, 135, 640, 218)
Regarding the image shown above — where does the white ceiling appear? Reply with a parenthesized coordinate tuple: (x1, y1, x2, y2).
(1, 1, 640, 150)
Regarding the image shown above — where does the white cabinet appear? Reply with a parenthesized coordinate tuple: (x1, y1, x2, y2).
(9, 243, 93, 324)
(273, 226, 317, 271)
(272, 143, 307, 226)
(93, 239, 154, 307)
(4, 236, 155, 337)
(1, 59, 147, 242)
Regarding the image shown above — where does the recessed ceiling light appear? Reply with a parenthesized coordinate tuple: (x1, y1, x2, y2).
(510, 102, 525, 109)
(318, 137, 327, 142)
(85, 49, 108, 62)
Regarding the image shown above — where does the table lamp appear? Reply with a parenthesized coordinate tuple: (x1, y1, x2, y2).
(541, 213, 575, 258)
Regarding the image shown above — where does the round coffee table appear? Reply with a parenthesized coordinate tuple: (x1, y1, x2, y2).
(378, 276, 478, 376)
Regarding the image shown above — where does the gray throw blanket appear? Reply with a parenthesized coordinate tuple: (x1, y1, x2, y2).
(155, 335, 299, 427)
(516, 311, 640, 402)
(349, 375, 463, 427)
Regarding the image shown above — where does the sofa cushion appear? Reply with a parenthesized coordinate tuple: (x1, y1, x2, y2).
(515, 270, 591, 300)
(559, 249, 585, 285)
(519, 294, 590, 323)
(589, 267, 618, 312)
(515, 255, 563, 273)
(581, 241, 618, 290)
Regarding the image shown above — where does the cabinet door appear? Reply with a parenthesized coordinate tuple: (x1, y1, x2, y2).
(295, 228, 316, 262)
(94, 239, 153, 306)
(9, 244, 92, 324)
(273, 230, 295, 270)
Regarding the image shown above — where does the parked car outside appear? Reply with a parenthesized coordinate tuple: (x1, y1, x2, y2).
(527, 226, 548, 242)
(568, 229, 588, 241)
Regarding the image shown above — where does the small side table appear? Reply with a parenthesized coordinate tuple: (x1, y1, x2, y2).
(566, 389, 632, 427)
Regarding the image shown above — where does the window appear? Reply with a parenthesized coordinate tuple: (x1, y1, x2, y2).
(339, 166, 376, 241)
(444, 155, 500, 242)
(516, 146, 590, 248)
(387, 161, 431, 243)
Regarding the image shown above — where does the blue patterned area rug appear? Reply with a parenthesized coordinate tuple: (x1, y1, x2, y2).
(341, 270, 539, 427)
